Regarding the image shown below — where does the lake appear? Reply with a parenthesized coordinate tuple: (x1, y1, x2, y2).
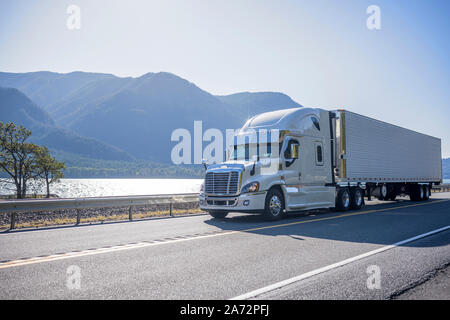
(0, 179, 203, 198)
(1, 178, 448, 199)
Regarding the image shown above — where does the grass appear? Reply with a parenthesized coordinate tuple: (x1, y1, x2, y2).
(0, 208, 205, 230)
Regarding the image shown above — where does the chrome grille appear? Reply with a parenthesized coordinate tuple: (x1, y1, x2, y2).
(205, 171, 240, 195)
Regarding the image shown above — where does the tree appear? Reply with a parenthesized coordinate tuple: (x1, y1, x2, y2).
(35, 146, 65, 198)
(0, 122, 41, 199)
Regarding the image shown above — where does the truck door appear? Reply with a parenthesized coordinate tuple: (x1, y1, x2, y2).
(282, 136, 334, 210)
(281, 136, 303, 207)
(298, 138, 335, 208)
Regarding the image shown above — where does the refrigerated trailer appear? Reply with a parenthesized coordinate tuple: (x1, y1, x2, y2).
(199, 108, 442, 220)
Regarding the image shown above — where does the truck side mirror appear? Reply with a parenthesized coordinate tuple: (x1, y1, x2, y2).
(201, 159, 208, 170)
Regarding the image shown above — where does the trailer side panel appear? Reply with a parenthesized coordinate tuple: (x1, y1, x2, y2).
(338, 111, 442, 183)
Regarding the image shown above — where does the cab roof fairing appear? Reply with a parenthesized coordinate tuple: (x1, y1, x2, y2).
(237, 107, 326, 138)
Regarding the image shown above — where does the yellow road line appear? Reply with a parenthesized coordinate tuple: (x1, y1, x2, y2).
(0, 199, 448, 270)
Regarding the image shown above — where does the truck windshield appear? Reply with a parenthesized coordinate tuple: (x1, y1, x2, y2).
(230, 142, 282, 161)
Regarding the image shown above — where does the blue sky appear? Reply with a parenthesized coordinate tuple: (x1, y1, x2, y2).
(0, 0, 449, 157)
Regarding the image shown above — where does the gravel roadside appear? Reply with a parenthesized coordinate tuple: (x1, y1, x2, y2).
(0, 202, 202, 230)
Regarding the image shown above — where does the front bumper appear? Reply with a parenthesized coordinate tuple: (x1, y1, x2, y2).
(199, 191, 267, 212)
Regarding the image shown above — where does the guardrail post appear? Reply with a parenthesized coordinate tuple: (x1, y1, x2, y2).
(76, 209, 81, 225)
(169, 203, 173, 217)
(129, 206, 133, 221)
(10, 212, 16, 230)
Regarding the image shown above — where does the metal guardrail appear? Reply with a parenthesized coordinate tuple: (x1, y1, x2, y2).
(0, 193, 200, 230)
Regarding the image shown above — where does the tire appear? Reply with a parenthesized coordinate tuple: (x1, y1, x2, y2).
(418, 185, 425, 201)
(262, 188, 285, 221)
(208, 211, 228, 219)
(350, 187, 364, 210)
(423, 185, 430, 201)
(387, 184, 397, 201)
(378, 184, 388, 200)
(336, 188, 351, 211)
(409, 184, 421, 202)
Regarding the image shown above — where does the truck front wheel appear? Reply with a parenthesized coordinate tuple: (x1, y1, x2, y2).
(263, 188, 285, 221)
(208, 211, 228, 219)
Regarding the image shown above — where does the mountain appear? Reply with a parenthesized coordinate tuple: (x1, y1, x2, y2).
(49, 76, 133, 125)
(66, 72, 243, 161)
(0, 71, 304, 163)
(0, 71, 115, 109)
(0, 87, 54, 127)
(0, 87, 132, 161)
(216, 92, 303, 119)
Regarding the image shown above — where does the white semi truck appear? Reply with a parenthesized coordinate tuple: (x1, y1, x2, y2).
(199, 108, 442, 220)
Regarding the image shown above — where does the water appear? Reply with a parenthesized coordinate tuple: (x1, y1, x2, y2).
(1, 178, 448, 199)
(0, 179, 203, 198)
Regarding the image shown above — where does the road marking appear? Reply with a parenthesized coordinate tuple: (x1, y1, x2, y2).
(230, 225, 450, 300)
(0, 232, 239, 269)
(0, 199, 448, 270)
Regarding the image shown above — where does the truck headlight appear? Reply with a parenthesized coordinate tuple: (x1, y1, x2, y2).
(200, 182, 205, 193)
(241, 182, 260, 193)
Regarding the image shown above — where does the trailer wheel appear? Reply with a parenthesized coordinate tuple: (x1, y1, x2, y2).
(262, 188, 285, 221)
(387, 184, 397, 201)
(208, 211, 228, 219)
(336, 188, 351, 211)
(409, 184, 422, 202)
(378, 184, 388, 200)
(424, 185, 430, 201)
(419, 185, 425, 201)
(350, 187, 364, 210)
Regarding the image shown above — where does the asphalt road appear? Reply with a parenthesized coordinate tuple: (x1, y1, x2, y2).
(0, 193, 449, 300)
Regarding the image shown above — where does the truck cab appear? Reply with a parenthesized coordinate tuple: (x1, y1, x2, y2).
(199, 107, 338, 220)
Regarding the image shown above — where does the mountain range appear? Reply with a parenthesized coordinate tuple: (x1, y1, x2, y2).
(1, 71, 448, 180)
(0, 71, 302, 173)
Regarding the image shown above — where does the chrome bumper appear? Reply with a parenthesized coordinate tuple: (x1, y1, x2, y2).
(199, 192, 267, 211)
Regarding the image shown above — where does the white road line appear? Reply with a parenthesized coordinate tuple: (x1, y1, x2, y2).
(230, 225, 450, 300)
